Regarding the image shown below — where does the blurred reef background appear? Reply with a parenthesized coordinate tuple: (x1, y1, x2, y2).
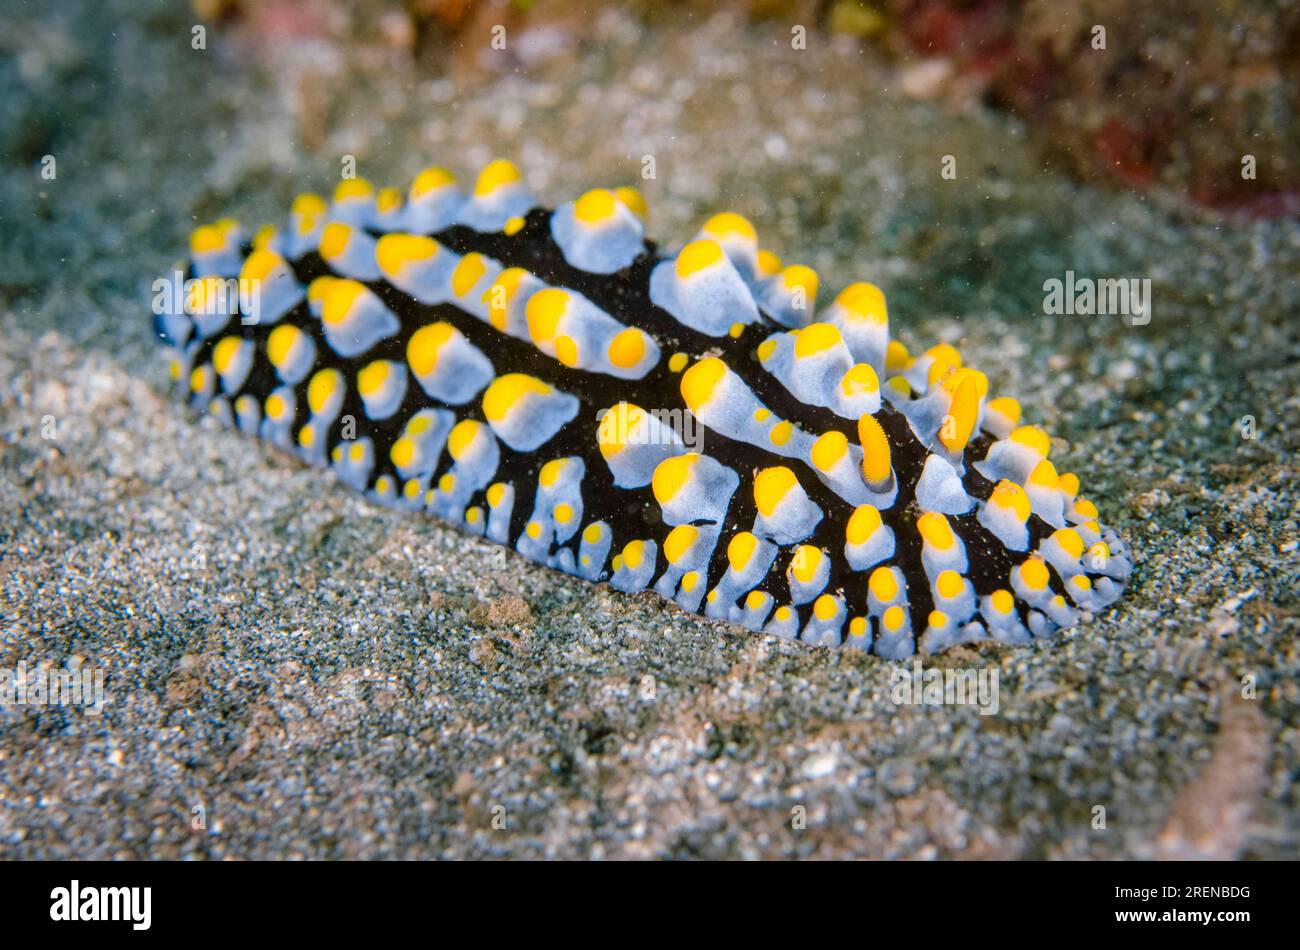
(0, 0, 1296, 858)
(189, 0, 1300, 215)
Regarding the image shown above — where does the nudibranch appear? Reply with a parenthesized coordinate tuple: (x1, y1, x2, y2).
(156, 161, 1131, 656)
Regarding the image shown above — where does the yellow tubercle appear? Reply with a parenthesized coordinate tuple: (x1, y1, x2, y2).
(190, 224, 226, 254)
(307, 369, 342, 415)
(753, 466, 798, 517)
(651, 453, 698, 505)
(756, 249, 782, 278)
(986, 396, 1022, 428)
(240, 248, 286, 285)
(596, 402, 644, 459)
(727, 532, 758, 572)
(835, 282, 888, 323)
(622, 540, 646, 570)
(868, 566, 898, 602)
(841, 363, 880, 397)
(525, 288, 569, 345)
(680, 357, 727, 413)
(614, 186, 646, 219)
(664, 525, 698, 564)
(884, 340, 911, 371)
(936, 570, 964, 600)
(675, 239, 724, 279)
(794, 323, 842, 359)
(447, 419, 482, 460)
(539, 458, 569, 488)
(554, 335, 580, 367)
(927, 359, 954, 388)
(307, 275, 336, 307)
(782, 265, 819, 303)
(451, 253, 487, 297)
(990, 480, 1032, 521)
(485, 267, 528, 330)
(474, 159, 522, 197)
(926, 342, 962, 369)
(356, 360, 390, 397)
(482, 374, 552, 422)
(291, 192, 327, 217)
(266, 324, 302, 369)
(810, 430, 848, 473)
(886, 376, 912, 399)
(1020, 557, 1050, 591)
(701, 211, 756, 243)
(318, 222, 352, 260)
(607, 328, 646, 369)
(390, 438, 415, 468)
(1052, 528, 1085, 559)
(377, 233, 439, 279)
(574, 188, 617, 224)
(846, 504, 882, 546)
(1010, 424, 1051, 457)
(333, 178, 374, 202)
(212, 336, 243, 375)
(411, 166, 456, 199)
(407, 322, 455, 378)
(264, 392, 286, 420)
(917, 512, 955, 550)
(790, 545, 822, 584)
(1027, 458, 1060, 490)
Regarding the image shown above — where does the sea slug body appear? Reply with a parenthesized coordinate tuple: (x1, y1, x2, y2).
(156, 161, 1132, 655)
